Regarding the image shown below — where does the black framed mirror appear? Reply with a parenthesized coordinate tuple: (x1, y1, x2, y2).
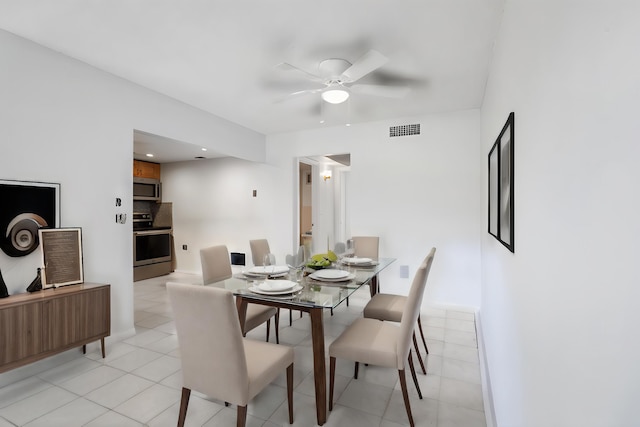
(488, 112, 515, 253)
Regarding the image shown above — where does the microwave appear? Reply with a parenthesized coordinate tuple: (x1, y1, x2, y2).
(133, 177, 161, 201)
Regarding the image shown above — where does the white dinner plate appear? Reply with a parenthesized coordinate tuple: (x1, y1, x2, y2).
(311, 269, 350, 280)
(243, 271, 288, 279)
(341, 257, 373, 265)
(258, 280, 296, 292)
(246, 265, 289, 275)
(309, 271, 355, 282)
(249, 283, 303, 296)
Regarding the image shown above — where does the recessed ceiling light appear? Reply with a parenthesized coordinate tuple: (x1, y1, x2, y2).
(345, 123, 351, 127)
(320, 120, 325, 124)
(201, 148, 207, 152)
(146, 153, 154, 157)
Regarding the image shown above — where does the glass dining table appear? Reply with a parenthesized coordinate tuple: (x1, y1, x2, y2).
(207, 257, 395, 426)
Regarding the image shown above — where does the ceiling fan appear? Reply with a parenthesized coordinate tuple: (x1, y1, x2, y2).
(275, 49, 410, 104)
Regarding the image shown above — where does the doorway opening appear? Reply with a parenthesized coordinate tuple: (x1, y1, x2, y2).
(299, 162, 313, 255)
(297, 154, 350, 256)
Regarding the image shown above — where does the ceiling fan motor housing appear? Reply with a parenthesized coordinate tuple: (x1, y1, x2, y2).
(318, 59, 352, 82)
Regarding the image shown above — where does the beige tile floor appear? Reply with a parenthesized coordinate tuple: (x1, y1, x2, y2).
(0, 272, 486, 426)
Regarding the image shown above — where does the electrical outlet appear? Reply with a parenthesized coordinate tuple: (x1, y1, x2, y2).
(182, 244, 188, 251)
(400, 265, 409, 278)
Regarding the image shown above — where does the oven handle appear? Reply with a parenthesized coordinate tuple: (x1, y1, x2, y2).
(134, 229, 172, 236)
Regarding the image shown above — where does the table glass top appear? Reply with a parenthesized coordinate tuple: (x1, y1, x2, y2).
(208, 257, 395, 309)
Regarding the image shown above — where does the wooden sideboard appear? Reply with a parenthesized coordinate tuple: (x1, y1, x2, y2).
(0, 283, 110, 374)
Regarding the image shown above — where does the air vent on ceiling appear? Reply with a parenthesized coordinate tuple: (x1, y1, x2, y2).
(389, 124, 420, 138)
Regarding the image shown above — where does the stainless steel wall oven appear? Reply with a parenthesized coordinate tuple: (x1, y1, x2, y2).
(133, 229, 172, 267)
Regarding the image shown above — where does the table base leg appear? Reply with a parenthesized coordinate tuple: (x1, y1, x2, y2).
(309, 308, 327, 425)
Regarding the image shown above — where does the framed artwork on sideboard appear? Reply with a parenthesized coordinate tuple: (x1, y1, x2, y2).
(39, 227, 84, 288)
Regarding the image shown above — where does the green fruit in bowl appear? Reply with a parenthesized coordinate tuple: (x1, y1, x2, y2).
(306, 254, 332, 269)
(311, 254, 326, 262)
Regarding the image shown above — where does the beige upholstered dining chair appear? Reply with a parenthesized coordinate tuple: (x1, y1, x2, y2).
(363, 257, 434, 375)
(250, 239, 274, 266)
(328, 248, 436, 427)
(200, 245, 280, 343)
(351, 235, 381, 296)
(362, 293, 429, 375)
(167, 283, 294, 427)
(352, 236, 380, 259)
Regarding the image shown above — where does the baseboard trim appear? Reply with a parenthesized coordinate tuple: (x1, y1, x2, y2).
(476, 309, 497, 427)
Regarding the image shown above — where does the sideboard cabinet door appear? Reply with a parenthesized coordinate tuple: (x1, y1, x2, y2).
(0, 303, 43, 365)
(42, 287, 110, 352)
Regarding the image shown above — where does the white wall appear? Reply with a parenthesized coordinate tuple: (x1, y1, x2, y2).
(162, 110, 482, 308)
(480, 1, 640, 426)
(0, 30, 264, 355)
(161, 156, 291, 274)
(268, 110, 483, 308)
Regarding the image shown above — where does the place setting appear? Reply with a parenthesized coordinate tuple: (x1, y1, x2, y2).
(339, 256, 379, 267)
(247, 279, 303, 298)
(242, 264, 289, 279)
(307, 268, 355, 285)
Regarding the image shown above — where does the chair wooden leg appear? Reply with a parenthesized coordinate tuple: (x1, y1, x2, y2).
(329, 357, 336, 411)
(287, 363, 294, 424)
(412, 332, 427, 375)
(178, 387, 191, 427)
(407, 350, 422, 399)
(354, 361, 360, 379)
(237, 405, 247, 427)
(346, 296, 349, 306)
(265, 319, 271, 342)
(417, 315, 429, 354)
(275, 309, 280, 344)
(289, 309, 293, 326)
(398, 369, 415, 427)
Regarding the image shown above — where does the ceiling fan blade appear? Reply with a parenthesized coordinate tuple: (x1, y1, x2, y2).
(341, 49, 388, 82)
(275, 62, 325, 83)
(350, 84, 410, 98)
(273, 88, 323, 104)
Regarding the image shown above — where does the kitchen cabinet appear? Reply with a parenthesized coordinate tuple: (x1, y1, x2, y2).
(133, 160, 161, 180)
(0, 283, 110, 373)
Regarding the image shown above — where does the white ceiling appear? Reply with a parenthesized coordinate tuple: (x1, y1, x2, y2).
(0, 0, 504, 161)
(133, 130, 226, 163)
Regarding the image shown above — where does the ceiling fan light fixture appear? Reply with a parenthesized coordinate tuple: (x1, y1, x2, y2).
(322, 89, 350, 104)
